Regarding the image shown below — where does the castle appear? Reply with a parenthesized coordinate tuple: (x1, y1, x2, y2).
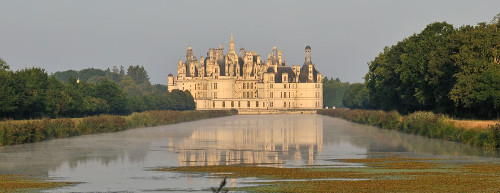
(167, 34, 323, 110)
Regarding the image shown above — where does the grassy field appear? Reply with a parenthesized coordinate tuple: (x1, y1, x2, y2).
(451, 120, 498, 131)
(160, 154, 500, 192)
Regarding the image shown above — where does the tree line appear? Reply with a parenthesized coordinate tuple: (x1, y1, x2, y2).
(0, 59, 195, 119)
(364, 16, 499, 119)
(324, 14, 499, 119)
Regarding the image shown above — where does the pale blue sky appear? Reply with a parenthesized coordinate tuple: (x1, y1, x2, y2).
(1, 0, 499, 84)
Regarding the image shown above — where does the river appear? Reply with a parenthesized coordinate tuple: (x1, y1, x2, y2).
(0, 114, 498, 192)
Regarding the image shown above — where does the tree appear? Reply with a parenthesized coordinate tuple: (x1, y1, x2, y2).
(343, 83, 370, 109)
(0, 58, 10, 70)
(450, 23, 500, 118)
(13, 68, 50, 118)
(93, 79, 129, 114)
(0, 68, 17, 117)
(322, 77, 350, 108)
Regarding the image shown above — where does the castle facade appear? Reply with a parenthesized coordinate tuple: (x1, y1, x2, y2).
(167, 34, 322, 110)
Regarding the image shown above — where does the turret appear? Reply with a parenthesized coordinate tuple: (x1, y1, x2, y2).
(305, 46, 312, 65)
(167, 74, 174, 89)
(229, 33, 235, 52)
(186, 46, 194, 62)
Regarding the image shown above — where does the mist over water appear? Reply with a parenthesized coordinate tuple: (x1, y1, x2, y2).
(0, 114, 497, 192)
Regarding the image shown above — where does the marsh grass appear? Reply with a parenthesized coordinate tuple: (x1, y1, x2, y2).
(318, 109, 500, 149)
(0, 174, 75, 192)
(0, 110, 236, 146)
(161, 156, 500, 193)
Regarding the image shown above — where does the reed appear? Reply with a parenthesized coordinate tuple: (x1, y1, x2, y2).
(318, 109, 500, 149)
(0, 110, 236, 146)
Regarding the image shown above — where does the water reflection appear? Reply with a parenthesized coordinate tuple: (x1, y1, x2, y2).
(171, 114, 323, 167)
(0, 114, 498, 192)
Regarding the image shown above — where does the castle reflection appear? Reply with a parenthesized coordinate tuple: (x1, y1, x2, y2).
(170, 115, 323, 167)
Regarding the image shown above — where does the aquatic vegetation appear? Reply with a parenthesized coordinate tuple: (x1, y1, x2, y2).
(318, 109, 500, 149)
(0, 110, 237, 146)
(0, 175, 74, 192)
(160, 156, 500, 192)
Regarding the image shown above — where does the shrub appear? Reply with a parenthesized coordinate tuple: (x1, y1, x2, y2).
(319, 109, 499, 149)
(484, 124, 500, 149)
(0, 110, 236, 146)
(77, 115, 126, 134)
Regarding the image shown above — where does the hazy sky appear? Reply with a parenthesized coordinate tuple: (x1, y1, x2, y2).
(1, 1, 499, 84)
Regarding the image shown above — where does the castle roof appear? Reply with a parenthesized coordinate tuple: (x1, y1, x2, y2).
(298, 64, 319, 83)
(275, 66, 296, 83)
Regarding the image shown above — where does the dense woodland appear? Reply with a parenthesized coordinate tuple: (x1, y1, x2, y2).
(330, 15, 500, 119)
(0, 60, 195, 119)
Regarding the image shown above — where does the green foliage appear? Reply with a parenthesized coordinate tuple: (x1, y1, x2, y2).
(0, 64, 186, 120)
(0, 69, 17, 116)
(343, 83, 371, 109)
(0, 57, 9, 70)
(319, 109, 500, 149)
(365, 16, 500, 119)
(77, 115, 127, 134)
(322, 77, 350, 108)
(0, 110, 236, 146)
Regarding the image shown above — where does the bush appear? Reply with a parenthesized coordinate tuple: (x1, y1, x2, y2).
(319, 109, 500, 149)
(0, 110, 236, 146)
(77, 115, 126, 134)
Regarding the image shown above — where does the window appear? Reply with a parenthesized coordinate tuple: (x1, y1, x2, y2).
(270, 102, 273, 107)
(251, 83, 253, 89)
(256, 101, 259, 107)
(289, 92, 291, 98)
(270, 92, 273, 98)
(284, 92, 287, 98)
(213, 101, 215, 108)
(270, 84, 273, 89)
(231, 101, 234, 107)
(284, 84, 287, 89)
(238, 101, 241, 107)
(284, 102, 287, 107)
(247, 101, 250, 107)
(214, 83, 217, 89)
(243, 83, 246, 89)
(289, 102, 291, 107)
(223, 101, 225, 108)
(214, 92, 217, 98)
(281, 92, 283, 98)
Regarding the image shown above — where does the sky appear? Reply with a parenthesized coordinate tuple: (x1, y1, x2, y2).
(1, 1, 499, 84)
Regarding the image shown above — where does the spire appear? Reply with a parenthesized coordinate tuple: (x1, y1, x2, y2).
(229, 33, 235, 52)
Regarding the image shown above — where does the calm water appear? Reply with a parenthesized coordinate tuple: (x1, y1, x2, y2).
(0, 114, 498, 192)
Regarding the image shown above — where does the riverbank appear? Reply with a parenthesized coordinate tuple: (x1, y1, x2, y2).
(0, 110, 237, 146)
(318, 109, 500, 149)
(160, 154, 500, 192)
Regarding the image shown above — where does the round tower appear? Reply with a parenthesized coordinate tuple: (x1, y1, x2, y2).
(167, 74, 174, 91)
(186, 46, 194, 61)
(305, 46, 312, 65)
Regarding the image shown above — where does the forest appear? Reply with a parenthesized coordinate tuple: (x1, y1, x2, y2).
(0, 60, 195, 119)
(337, 15, 500, 119)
